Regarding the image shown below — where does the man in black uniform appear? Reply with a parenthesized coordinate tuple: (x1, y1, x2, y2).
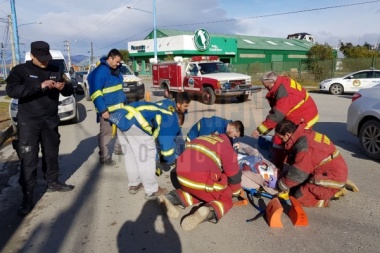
(6, 41, 74, 215)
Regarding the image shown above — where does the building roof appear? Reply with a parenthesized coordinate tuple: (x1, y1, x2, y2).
(144, 29, 314, 52)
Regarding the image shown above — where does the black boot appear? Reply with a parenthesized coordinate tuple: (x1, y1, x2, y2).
(47, 181, 74, 192)
(18, 188, 34, 216)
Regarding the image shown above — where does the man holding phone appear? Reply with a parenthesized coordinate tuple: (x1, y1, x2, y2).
(6, 41, 75, 215)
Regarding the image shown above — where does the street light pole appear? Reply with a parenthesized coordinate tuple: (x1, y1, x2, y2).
(153, 0, 157, 63)
(9, 0, 20, 64)
(8, 15, 17, 67)
(1, 43, 7, 79)
(127, 0, 158, 63)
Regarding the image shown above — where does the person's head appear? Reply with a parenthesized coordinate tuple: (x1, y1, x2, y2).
(30, 41, 52, 68)
(261, 71, 278, 90)
(175, 92, 191, 114)
(275, 119, 297, 144)
(106, 49, 123, 69)
(226, 120, 244, 138)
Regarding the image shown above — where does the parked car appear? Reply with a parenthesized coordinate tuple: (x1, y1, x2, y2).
(320, 69, 380, 95)
(119, 63, 145, 101)
(10, 95, 78, 133)
(72, 71, 86, 94)
(346, 83, 380, 160)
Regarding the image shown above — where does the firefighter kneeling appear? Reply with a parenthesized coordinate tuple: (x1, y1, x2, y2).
(157, 134, 242, 231)
(274, 120, 351, 207)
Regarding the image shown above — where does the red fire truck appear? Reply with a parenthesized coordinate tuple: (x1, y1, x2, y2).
(152, 56, 261, 105)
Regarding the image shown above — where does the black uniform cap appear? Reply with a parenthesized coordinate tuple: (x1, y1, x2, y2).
(31, 41, 52, 61)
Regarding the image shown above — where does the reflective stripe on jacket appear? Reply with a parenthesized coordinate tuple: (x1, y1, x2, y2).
(257, 77, 319, 135)
(88, 57, 127, 115)
(277, 125, 348, 192)
(109, 101, 180, 164)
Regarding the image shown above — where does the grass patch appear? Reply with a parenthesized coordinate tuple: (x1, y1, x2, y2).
(0, 101, 10, 122)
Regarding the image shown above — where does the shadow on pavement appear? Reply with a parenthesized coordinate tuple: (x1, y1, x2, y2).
(312, 121, 371, 161)
(117, 200, 182, 253)
(0, 135, 97, 252)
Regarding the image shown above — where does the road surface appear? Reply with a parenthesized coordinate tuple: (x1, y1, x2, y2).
(0, 83, 379, 253)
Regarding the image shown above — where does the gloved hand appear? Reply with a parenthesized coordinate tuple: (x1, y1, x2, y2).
(156, 161, 176, 177)
(156, 166, 163, 177)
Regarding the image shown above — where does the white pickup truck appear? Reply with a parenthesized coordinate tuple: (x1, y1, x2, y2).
(82, 62, 145, 101)
(82, 64, 97, 101)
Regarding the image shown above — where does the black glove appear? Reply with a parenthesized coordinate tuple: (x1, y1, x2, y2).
(156, 161, 176, 177)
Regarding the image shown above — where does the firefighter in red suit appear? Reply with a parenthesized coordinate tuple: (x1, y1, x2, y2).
(275, 120, 348, 207)
(251, 71, 319, 168)
(157, 134, 242, 231)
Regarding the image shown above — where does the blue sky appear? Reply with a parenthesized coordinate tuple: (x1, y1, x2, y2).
(0, 0, 379, 59)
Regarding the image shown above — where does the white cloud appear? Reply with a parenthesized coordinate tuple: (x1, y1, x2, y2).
(1, 0, 379, 60)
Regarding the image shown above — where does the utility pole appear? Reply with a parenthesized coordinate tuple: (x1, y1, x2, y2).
(64, 40, 72, 68)
(1, 43, 7, 79)
(90, 42, 94, 65)
(9, 0, 20, 65)
(8, 15, 16, 67)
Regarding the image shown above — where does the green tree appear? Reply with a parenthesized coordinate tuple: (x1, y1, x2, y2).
(339, 42, 380, 71)
(306, 43, 335, 81)
(339, 42, 380, 58)
(164, 55, 174, 61)
(119, 49, 130, 62)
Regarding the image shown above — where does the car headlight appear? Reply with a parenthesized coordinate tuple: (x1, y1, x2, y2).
(60, 96, 74, 106)
(221, 82, 231, 89)
(247, 78, 251, 85)
(320, 79, 332, 84)
(137, 80, 144, 86)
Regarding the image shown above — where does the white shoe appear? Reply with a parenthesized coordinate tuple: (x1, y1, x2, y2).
(157, 195, 180, 219)
(181, 206, 210, 231)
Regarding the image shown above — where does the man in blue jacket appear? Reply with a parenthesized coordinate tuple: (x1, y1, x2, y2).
(186, 116, 244, 141)
(88, 49, 127, 165)
(108, 101, 181, 199)
(156, 92, 190, 156)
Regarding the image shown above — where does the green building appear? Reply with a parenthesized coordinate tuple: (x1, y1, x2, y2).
(127, 29, 314, 74)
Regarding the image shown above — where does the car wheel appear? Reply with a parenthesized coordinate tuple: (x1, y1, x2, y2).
(359, 119, 380, 160)
(164, 85, 173, 99)
(201, 87, 216, 105)
(329, 83, 344, 95)
(236, 94, 249, 102)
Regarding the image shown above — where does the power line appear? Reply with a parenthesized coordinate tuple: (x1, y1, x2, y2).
(100, 0, 380, 52)
(72, 0, 132, 42)
(160, 0, 380, 28)
(94, 27, 152, 52)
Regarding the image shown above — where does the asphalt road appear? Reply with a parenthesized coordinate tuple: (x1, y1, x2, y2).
(0, 83, 379, 253)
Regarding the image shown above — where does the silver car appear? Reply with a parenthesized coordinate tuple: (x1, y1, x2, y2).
(347, 83, 380, 160)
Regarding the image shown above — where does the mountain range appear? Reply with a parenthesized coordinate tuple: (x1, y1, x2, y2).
(2, 55, 100, 66)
